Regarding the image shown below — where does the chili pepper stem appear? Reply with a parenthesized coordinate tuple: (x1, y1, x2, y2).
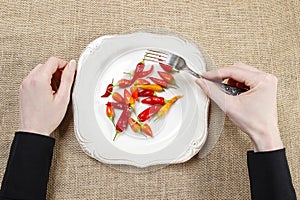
(131, 106, 137, 115)
(123, 72, 133, 76)
(168, 84, 179, 89)
(154, 116, 160, 122)
(172, 69, 179, 73)
(113, 131, 121, 141)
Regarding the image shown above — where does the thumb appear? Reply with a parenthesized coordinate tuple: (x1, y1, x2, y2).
(56, 60, 77, 103)
(195, 78, 227, 113)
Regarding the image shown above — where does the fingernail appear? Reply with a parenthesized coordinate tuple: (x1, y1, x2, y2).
(69, 60, 76, 72)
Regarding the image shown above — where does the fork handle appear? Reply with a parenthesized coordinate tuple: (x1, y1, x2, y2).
(212, 81, 248, 96)
(186, 67, 247, 95)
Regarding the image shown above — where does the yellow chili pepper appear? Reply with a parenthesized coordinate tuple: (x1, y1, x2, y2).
(135, 84, 164, 92)
(155, 95, 183, 120)
(169, 95, 183, 104)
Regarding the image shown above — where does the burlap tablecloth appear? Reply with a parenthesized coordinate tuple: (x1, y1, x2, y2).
(0, 1, 299, 199)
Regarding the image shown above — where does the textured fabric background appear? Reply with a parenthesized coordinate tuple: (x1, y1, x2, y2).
(0, 1, 299, 199)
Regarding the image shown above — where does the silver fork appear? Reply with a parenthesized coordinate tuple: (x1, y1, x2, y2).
(143, 49, 248, 96)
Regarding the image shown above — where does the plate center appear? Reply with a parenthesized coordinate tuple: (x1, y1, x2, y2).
(94, 49, 183, 154)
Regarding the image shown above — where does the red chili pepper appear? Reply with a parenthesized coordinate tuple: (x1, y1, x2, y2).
(149, 77, 177, 89)
(106, 104, 115, 125)
(131, 61, 145, 84)
(138, 89, 156, 97)
(159, 63, 173, 73)
(124, 64, 153, 78)
(141, 96, 165, 105)
(112, 92, 124, 103)
(101, 79, 114, 97)
(138, 65, 154, 78)
(134, 78, 150, 85)
(149, 77, 167, 88)
(141, 123, 153, 137)
(114, 105, 130, 141)
(128, 117, 141, 133)
(130, 87, 139, 101)
(106, 102, 126, 110)
(149, 77, 168, 88)
(115, 79, 131, 88)
(137, 105, 162, 122)
(157, 71, 177, 85)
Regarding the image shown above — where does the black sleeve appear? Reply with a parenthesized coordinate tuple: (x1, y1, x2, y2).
(247, 148, 297, 200)
(0, 132, 55, 200)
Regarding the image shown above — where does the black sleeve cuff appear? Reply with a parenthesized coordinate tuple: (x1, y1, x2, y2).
(247, 148, 296, 200)
(0, 132, 55, 200)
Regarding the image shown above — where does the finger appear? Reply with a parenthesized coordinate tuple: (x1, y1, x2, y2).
(27, 63, 44, 77)
(55, 60, 77, 103)
(42, 57, 68, 76)
(233, 62, 260, 72)
(202, 66, 258, 87)
(195, 78, 228, 113)
(201, 69, 224, 82)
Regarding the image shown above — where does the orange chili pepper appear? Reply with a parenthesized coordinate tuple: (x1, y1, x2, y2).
(124, 89, 134, 104)
(141, 123, 153, 137)
(106, 104, 115, 126)
(112, 92, 124, 103)
(128, 117, 141, 133)
(124, 89, 135, 111)
(135, 84, 164, 92)
(130, 86, 139, 102)
(134, 78, 150, 85)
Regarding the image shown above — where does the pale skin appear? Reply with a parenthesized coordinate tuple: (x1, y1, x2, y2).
(18, 57, 76, 136)
(196, 63, 283, 152)
(18, 58, 283, 152)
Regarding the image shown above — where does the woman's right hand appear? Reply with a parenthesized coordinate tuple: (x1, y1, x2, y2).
(196, 63, 283, 152)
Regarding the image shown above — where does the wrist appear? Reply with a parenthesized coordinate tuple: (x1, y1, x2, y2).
(251, 129, 283, 152)
(18, 126, 51, 137)
(16, 131, 54, 139)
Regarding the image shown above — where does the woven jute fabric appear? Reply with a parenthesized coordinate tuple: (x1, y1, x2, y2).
(0, 1, 299, 199)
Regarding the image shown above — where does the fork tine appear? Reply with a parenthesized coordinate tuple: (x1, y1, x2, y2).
(144, 49, 168, 62)
(147, 49, 168, 56)
(143, 58, 161, 63)
(143, 57, 166, 64)
(145, 51, 167, 59)
(144, 53, 166, 60)
(143, 56, 165, 64)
